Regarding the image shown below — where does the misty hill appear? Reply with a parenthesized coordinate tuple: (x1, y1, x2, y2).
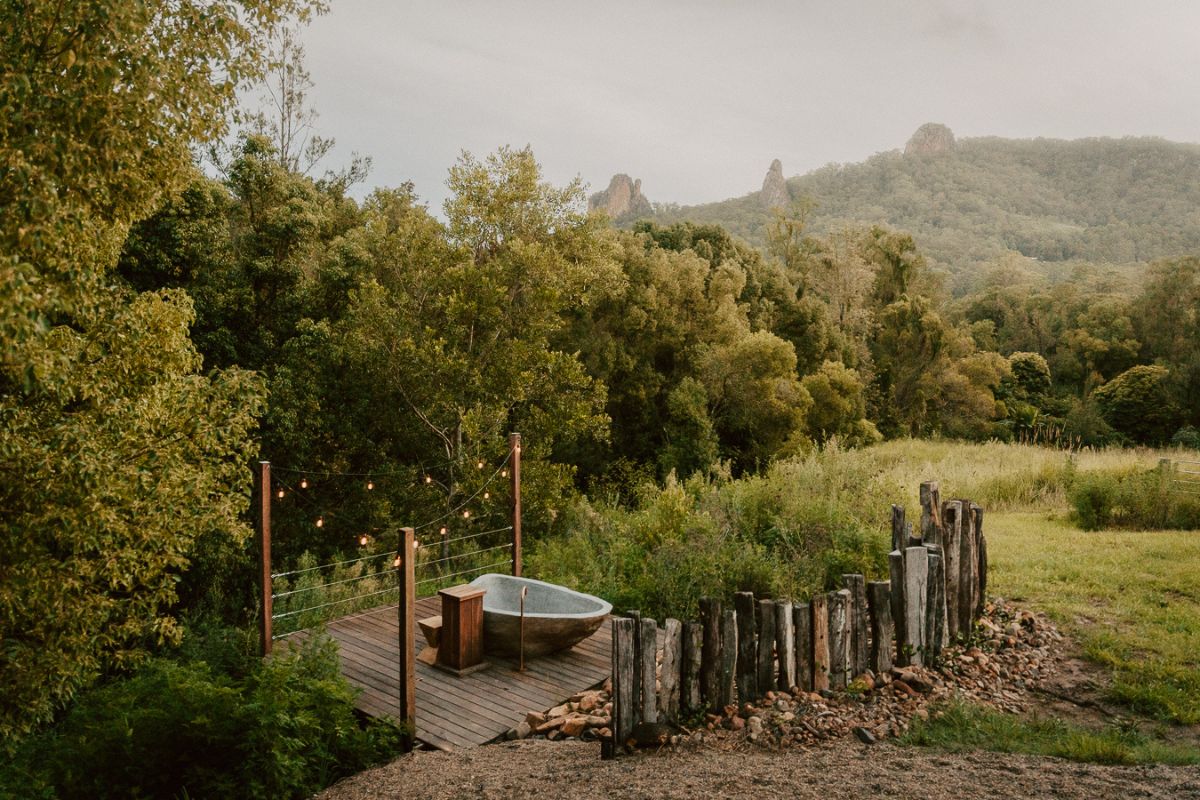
(644, 125, 1200, 276)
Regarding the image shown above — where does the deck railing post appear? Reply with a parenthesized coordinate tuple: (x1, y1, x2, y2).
(397, 526, 416, 752)
(509, 432, 522, 577)
(255, 460, 272, 657)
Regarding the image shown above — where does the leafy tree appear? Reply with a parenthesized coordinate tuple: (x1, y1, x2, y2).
(1094, 365, 1181, 444)
(801, 361, 880, 446)
(0, 0, 313, 740)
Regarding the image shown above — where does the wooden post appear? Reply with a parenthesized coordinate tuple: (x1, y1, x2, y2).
(699, 598, 721, 710)
(734, 592, 757, 704)
(974, 504, 987, 619)
(775, 600, 795, 692)
(255, 461, 272, 657)
(640, 617, 657, 724)
(793, 602, 812, 692)
(828, 590, 850, 689)
(942, 500, 963, 637)
(888, 550, 907, 665)
(660, 619, 682, 722)
(756, 598, 776, 695)
(509, 432, 522, 577)
(924, 545, 946, 663)
(810, 594, 830, 692)
(867, 581, 893, 674)
(625, 610, 642, 719)
(843, 574, 868, 678)
(890, 505, 906, 553)
(958, 501, 978, 636)
(904, 546, 929, 667)
(682, 621, 702, 713)
(397, 527, 416, 752)
(920, 481, 942, 546)
(719, 609, 737, 708)
(611, 617, 636, 753)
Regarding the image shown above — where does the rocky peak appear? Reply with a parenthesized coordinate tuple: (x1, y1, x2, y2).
(588, 174, 653, 220)
(904, 123, 956, 156)
(760, 158, 789, 209)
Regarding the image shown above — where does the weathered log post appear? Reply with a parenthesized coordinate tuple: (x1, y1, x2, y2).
(973, 503, 987, 619)
(611, 617, 636, 755)
(920, 480, 942, 547)
(775, 600, 795, 691)
(891, 504, 906, 553)
(810, 594, 830, 691)
(828, 590, 851, 689)
(843, 574, 868, 678)
(957, 501, 979, 638)
(793, 602, 813, 692)
(699, 599, 721, 711)
(867, 580, 893, 674)
(942, 500, 963, 637)
(903, 546, 929, 667)
(720, 609, 737, 708)
(640, 617, 657, 724)
(734, 592, 757, 704)
(888, 550, 907, 665)
(682, 621, 703, 714)
(756, 598, 776, 695)
(660, 618, 682, 722)
(625, 610, 642, 718)
(924, 545, 946, 662)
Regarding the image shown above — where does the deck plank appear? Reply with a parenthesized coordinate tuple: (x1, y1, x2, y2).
(279, 596, 613, 750)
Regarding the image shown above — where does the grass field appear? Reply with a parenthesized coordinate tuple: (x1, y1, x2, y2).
(987, 511, 1200, 725)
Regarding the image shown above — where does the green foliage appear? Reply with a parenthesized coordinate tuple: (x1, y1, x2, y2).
(801, 361, 880, 446)
(528, 453, 892, 619)
(1094, 365, 1181, 444)
(0, 0, 322, 739)
(903, 699, 1199, 765)
(1067, 466, 1200, 531)
(0, 632, 401, 799)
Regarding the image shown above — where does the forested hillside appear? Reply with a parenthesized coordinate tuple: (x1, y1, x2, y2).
(650, 127, 1200, 283)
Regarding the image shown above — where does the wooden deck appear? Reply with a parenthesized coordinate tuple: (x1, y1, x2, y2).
(283, 596, 612, 751)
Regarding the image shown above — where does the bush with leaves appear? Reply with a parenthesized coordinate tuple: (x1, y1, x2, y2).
(0, 631, 401, 800)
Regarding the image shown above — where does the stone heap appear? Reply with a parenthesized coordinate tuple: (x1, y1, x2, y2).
(511, 598, 1062, 750)
(760, 159, 789, 209)
(588, 174, 653, 220)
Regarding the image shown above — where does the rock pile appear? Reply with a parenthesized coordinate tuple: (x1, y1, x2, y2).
(510, 599, 1063, 750)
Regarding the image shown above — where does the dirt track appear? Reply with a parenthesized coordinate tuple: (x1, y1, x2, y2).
(317, 738, 1200, 800)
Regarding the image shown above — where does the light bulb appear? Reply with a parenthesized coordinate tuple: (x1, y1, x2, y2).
(277, 488, 285, 499)
(501, 469, 508, 478)
(483, 491, 490, 500)
(462, 509, 471, 519)
(316, 517, 324, 528)
(424, 475, 432, 485)
(392, 555, 402, 568)
(367, 480, 374, 490)
(359, 535, 369, 546)
(476, 461, 484, 470)
(413, 540, 420, 549)
(439, 526, 448, 536)
(300, 477, 308, 489)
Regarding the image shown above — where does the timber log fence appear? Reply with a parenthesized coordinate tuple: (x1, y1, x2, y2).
(606, 480, 988, 757)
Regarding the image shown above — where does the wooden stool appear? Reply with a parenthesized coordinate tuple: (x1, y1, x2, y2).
(436, 584, 489, 676)
(417, 615, 442, 666)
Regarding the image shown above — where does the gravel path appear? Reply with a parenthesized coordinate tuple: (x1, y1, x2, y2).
(317, 738, 1200, 800)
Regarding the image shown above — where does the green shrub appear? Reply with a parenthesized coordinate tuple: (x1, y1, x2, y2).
(0, 632, 401, 800)
(1068, 465, 1200, 531)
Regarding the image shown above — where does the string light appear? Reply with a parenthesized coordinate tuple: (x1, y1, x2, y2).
(300, 477, 308, 489)
(393, 555, 402, 568)
(413, 539, 420, 549)
(366, 480, 374, 491)
(315, 516, 324, 528)
(439, 526, 448, 536)
(476, 461, 484, 470)
(501, 469, 508, 478)
(483, 491, 490, 500)
(358, 534, 370, 546)
(424, 475, 433, 485)
(277, 488, 285, 499)
(462, 509, 471, 519)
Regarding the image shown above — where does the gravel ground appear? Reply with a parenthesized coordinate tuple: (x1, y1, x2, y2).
(316, 738, 1200, 800)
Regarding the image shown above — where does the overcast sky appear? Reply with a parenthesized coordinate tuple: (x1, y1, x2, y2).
(296, 1, 1200, 211)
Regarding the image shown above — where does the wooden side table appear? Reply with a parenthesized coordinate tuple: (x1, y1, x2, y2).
(436, 584, 489, 676)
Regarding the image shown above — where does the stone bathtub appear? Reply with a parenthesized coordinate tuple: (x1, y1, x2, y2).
(468, 574, 612, 658)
